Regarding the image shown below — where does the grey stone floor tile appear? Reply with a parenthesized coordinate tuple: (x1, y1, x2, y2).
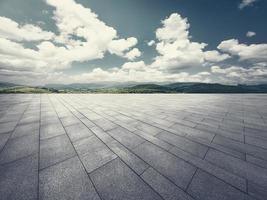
(141, 167, 194, 200)
(213, 135, 267, 161)
(0, 132, 10, 151)
(90, 158, 163, 200)
(90, 126, 115, 144)
(134, 129, 174, 151)
(40, 134, 76, 169)
(0, 154, 38, 200)
(107, 140, 149, 175)
(60, 115, 80, 127)
(0, 121, 17, 134)
(246, 154, 267, 168)
(40, 123, 65, 140)
(133, 141, 196, 189)
(205, 149, 267, 188)
(65, 123, 93, 142)
(169, 146, 247, 192)
(92, 118, 118, 131)
(156, 131, 209, 158)
(79, 117, 96, 128)
(245, 135, 267, 149)
(135, 122, 163, 136)
(11, 122, 39, 138)
(74, 135, 117, 173)
(108, 127, 145, 149)
(248, 181, 267, 200)
(187, 169, 249, 200)
(39, 156, 100, 200)
(0, 134, 38, 164)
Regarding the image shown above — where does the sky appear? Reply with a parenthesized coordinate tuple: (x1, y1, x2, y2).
(0, 0, 267, 85)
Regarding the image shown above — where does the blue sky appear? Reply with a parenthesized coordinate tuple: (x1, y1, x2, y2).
(0, 0, 266, 85)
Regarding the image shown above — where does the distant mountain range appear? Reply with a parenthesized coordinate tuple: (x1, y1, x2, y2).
(1, 81, 267, 93)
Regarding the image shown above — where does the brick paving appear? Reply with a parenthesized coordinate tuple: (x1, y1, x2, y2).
(0, 94, 267, 200)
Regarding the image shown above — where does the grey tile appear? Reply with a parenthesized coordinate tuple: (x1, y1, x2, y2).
(0, 154, 38, 200)
(248, 181, 267, 200)
(108, 127, 145, 149)
(39, 156, 100, 200)
(90, 126, 114, 144)
(93, 118, 118, 131)
(170, 146, 247, 192)
(74, 135, 117, 173)
(141, 167, 194, 200)
(156, 131, 208, 158)
(90, 158, 162, 200)
(133, 141, 196, 189)
(205, 149, 267, 188)
(40, 123, 65, 140)
(0, 121, 17, 134)
(0, 134, 38, 164)
(213, 135, 267, 160)
(11, 122, 39, 138)
(60, 115, 80, 127)
(135, 122, 163, 136)
(134, 129, 173, 151)
(188, 169, 249, 200)
(107, 140, 149, 175)
(40, 134, 76, 169)
(65, 123, 93, 142)
(245, 136, 267, 149)
(0, 132, 10, 151)
(246, 154, 267, 169)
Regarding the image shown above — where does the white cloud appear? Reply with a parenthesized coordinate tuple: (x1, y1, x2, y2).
(124, 48, 142, 60)
(0, 0, 141, 73)
(204, 50, 230, 62)
(211, 64, 267, 84)
(147, 40, 155, 46)
(108, 37, 139, 58)
(150, 13, 229, 71)
(239, 0, 257, 9)
(67, 65, 211, 84)
(246, 31, 256, 37)
(218, 39, 267, 62)
(0, 16, 54, 41)
(47, 0, 140, 60)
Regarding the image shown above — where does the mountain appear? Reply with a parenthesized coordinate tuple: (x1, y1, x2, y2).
(164, 83, 267, 93)
(1, 81, 267, 93)
(0, 82, 20, 88)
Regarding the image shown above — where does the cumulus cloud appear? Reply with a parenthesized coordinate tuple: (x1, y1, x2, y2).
(147, 40, 155, 46)
(204, 51, 231, 62)
(148, 13, 230, 72)
(218, 39, 267, 62)
(211, 64, 267, 84)
(246, 31, 256, 37)
(108, 37, 138, 58)
(239, 0, 257, 9)
(124, 48, 142, 60)
(0, 16, 54, 41)
(0, 0, 141, 73)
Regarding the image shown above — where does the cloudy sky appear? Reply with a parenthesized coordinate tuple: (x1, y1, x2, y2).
(0, 0, 267, 85)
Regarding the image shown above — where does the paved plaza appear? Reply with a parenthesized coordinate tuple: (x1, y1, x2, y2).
(0, 94, 267, 200)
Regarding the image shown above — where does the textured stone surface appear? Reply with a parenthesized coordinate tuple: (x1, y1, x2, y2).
(0, 94, 267, 199)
